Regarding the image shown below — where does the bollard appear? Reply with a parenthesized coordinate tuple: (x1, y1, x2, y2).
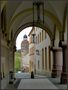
(31, 71, 34, 79)
(9, 71, 14, 84)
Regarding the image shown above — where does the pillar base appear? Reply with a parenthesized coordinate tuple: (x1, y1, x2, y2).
(51, 69, 62, 78)
(51, 69, 57, 78)
(9, 81, 13, 84)
(60, 72, 67, 84)
(9, 79, 14, 84)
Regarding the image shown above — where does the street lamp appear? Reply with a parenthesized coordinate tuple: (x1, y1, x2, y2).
(33, 0, 44, 26)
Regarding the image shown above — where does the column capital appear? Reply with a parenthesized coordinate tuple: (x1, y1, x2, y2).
(59, 40, 67, 48)
(50, 46, 62, 51)
(13, 45, 16, 52)
(52, 47, 62, 51)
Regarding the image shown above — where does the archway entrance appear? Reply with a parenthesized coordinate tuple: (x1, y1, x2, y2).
(12, 24, 65, 89)
(14, 25, 53, 79)
(1, 0, 67, 89)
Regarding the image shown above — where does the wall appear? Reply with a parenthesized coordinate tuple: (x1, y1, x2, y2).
(29, 28, 36, 72)
(22, 54, 29, 72)
(35, 27, 53, 76)
(64, 17, 67, 42)
(28, 27, 53, 76)
(1, 35, 9, 89)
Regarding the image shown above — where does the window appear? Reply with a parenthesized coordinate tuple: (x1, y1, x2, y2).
(45, 47, 47, 70)
(38, 34, 39, 43)
(40, 32, 41, 42)
(42, 30, 43, 41)
(38, 34, 39, 44)
(45, 31, 46, 39)
(49, 46, 51, 70)
(38, 60, 40, 69)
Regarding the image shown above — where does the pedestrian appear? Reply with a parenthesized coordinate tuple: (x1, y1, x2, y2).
(31, 71, 34, 79)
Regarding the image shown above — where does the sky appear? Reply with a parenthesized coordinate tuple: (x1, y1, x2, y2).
(16, 27, 32, 50)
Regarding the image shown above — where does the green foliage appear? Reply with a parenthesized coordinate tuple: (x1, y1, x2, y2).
(14, 50, 21, 72)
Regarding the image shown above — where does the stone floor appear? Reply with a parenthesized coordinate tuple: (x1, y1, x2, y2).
(47, 77, 67, 90)
(5, 78, 21, 89)
(18, 79, 58, 89)
(5, 72, 67, 90)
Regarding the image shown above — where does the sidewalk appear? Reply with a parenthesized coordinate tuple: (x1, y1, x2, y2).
(5, 78, 21, 89)
(5, 73, 67, 89)
(18, 78, 58, 89)
(47, 77, 67, 90)
(17, 74, 67, 89)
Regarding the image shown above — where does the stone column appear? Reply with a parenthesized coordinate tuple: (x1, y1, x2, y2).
(8, 45, 14, 71)
(8, 44, 15, 81)
(60, 41, 67, 84)
(51, 47, 63, 78)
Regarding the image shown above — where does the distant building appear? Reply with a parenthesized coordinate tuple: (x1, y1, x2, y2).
(35, 27, 53, 76)
(28, 27, 36, 73)
(28, 27, 54, 76)
(21, 34, 29, 72)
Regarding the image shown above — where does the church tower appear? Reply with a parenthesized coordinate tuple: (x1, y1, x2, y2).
(21, 34, 29, 71)
(21, 34, 29, 56)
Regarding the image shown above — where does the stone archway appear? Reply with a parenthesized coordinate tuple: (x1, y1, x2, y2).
(12, 21, 54, 47)
(12, 21, 54, 78)
(7, 7, 62, 39)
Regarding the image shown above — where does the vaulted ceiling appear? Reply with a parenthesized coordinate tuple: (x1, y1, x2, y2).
(1, 0, 67, 42)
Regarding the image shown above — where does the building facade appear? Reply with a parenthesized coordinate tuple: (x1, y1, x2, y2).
(35, 27, 53, 76)
(29, 27, 63, 76)
(28, 27, 36, 73)
(21, 34, 29, 72)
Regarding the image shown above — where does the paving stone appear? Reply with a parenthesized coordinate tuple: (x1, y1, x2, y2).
(18, 79, 58, 89)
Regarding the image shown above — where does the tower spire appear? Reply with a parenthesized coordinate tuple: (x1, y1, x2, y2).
(23, 34, 27, 40)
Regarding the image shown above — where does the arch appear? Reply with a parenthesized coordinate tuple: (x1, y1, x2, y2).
(12, 22, 53, 46)
(60, 3, 67, 41)
(7, 8, 62, 32)
(62, 3, 67, 32)
(1, 1, 7, 12)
